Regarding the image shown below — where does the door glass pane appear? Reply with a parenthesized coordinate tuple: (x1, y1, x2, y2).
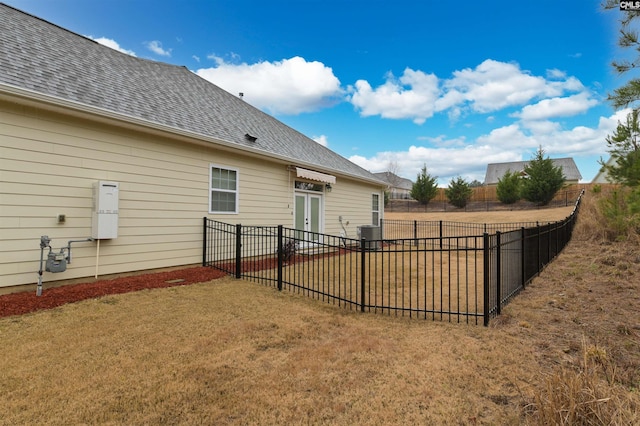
(310, 196, 320, 238)
(295, 194, 305, 240)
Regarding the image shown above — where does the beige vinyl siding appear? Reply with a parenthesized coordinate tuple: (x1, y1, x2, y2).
(1, 100, 384, 288)
(323, 179, 383, 238)
(1, 104, 207, 286)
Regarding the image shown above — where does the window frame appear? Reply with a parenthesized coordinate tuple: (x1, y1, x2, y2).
(372, 192, 380, 225)
(208, 164, 239, 214)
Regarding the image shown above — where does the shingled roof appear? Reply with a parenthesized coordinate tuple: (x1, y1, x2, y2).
(484, 158, 582, 185)
(372, 172, 413, 191)
(0, 3, 383, 185)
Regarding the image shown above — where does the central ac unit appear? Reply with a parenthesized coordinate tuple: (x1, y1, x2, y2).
(359, 225, 381, 250)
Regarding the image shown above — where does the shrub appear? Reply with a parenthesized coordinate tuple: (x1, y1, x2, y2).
(598, 186, 640, 240)
(410, 165, 438, 205)
(445, 176, 472, 208)
(496, 170, 521, 204)
(520, 147, 565, 205)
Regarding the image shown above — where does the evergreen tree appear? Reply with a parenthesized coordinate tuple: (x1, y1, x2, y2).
(601, 109, 640, 186)
(445, 176, 473, 208)
(410, 165, 438, 205)
(520, 148, 565, 206)
(601, 1, 640, 187)
(599, 2, 640, 238)
(496, 170, 521, 204)
(603, 1, 640, 109)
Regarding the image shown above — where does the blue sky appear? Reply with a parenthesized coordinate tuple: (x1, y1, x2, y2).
(5, 0, 633, 185)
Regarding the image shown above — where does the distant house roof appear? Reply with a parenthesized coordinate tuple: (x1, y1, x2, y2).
(0, 3, 383, 186)
(373, 172, 413, 191)
(484, 158, 582, 185)
(592, 156, 616, 184)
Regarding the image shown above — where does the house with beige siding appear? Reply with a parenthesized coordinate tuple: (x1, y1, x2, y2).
(0, 4, 386, 290)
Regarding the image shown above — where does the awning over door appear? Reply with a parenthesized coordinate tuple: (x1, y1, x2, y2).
(295, 167, 336, 184)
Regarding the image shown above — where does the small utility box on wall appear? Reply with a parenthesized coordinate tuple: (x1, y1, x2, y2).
(91, 181, 119, 239)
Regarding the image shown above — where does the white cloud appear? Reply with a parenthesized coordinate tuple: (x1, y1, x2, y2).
(348, 110, 624, 185)
(145, 40, 171, 57)
(475, 124, 533, 150)
(87, 36, 136, 56)
(350, 144, 520, 185)
(347, 59, 590, 125)
(349, 68, 440, 124)
(420, 134, 467, 148)
(546, 68, 566, 79)
(514, 92, 598, 121)
(206, 54, 225, 65)
(521, 120, 561, 135)
(196, 56, 343, 115)
(444, 59, 577, 113)
(313, 135, 329, 147)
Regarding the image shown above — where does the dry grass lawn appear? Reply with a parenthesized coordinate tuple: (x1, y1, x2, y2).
(385, 205, 575, 223)
(1, 199, 638, 425)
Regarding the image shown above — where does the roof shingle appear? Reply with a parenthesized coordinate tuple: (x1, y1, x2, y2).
(0, 3, 382, 184)
(484, 158, 582, 185)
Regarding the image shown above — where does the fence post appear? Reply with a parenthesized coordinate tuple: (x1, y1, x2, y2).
(496, 231, 501, 317)
(536, 222, 541, 275)
(520, 227, 526, 289)
(547, 222, 552, 265)
(413, 220, 418, 244)
(554, 221, 559, 259)
(439, 220, 443, 250)
(235, 223, 242, 279)
(202, 217, 207, 267)
(277, 225, 283, 291)
(483, 233, 490, 327)
(360, 238, 366, 312)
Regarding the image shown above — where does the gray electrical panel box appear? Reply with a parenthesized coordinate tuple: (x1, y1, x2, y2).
(91, 181, 119, 239)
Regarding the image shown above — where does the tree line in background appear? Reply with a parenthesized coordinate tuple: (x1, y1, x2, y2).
(406, 146, 565, 209)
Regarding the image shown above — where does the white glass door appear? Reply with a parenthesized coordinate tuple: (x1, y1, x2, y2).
(294, 192, 322, 243)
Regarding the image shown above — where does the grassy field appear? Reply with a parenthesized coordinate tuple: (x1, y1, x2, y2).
(1, 199, 638, 425)
(272, 244, 485, 320)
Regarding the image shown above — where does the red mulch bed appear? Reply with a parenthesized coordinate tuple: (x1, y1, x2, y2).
(0, 267, 227, 319)
(1, 248, 349, 319)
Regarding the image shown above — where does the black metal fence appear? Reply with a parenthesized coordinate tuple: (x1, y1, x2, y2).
(203, 190, 584, 326)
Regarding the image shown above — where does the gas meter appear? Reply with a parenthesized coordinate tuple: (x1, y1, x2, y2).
(37, 235, 93, 296)
(46, 250, 67, 273)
